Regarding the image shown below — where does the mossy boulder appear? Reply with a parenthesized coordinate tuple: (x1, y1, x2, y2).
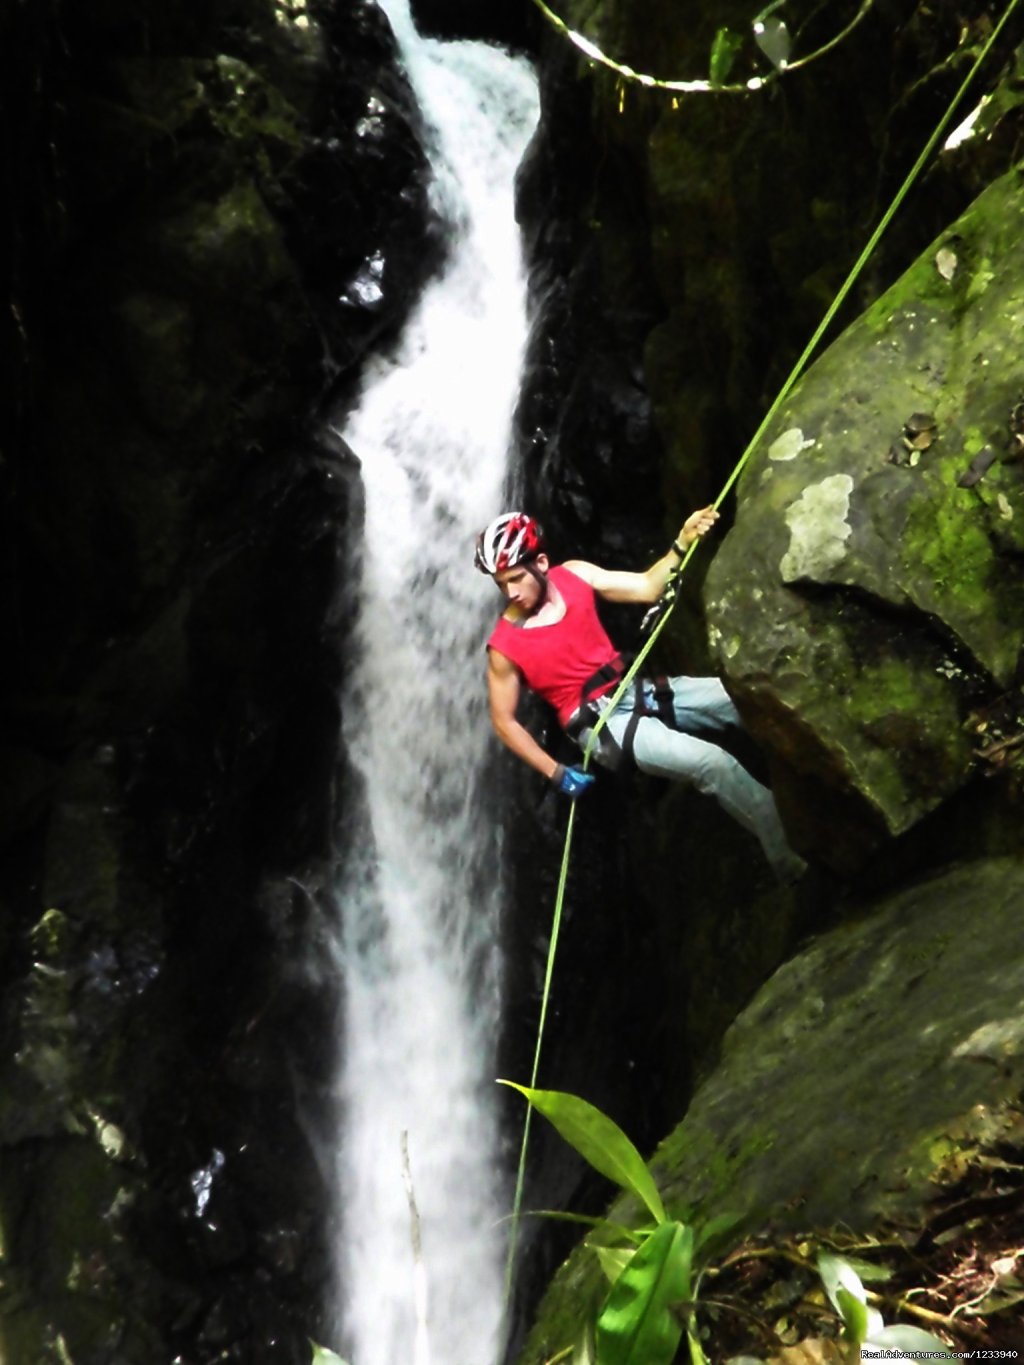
(705, 165, 1024, 871)
(515, 855, 1024, 1362)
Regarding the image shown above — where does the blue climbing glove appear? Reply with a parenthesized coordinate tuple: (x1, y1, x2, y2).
(552, 764, 595, 799)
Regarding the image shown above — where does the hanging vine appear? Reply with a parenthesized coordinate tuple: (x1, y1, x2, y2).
(529, 0, 876, 95)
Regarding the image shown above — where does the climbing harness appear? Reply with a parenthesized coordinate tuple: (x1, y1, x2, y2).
(576, 668, 679, 768)
(501, 0, 1024, 1327)
(619, 670, 681, 766)
(579, 656, 627, 708)
(563, 658, 626, 740)
(564, 657, 680, 769)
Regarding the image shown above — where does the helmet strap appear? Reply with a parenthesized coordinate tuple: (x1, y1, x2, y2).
(522, 558, 549, 611)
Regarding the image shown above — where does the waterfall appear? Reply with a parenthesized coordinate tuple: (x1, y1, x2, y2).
(330, 7, 538, 1364)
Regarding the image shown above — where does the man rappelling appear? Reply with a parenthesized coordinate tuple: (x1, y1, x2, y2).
(475, 509, 806, 883)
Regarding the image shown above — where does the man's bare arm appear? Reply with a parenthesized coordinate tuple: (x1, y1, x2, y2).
(487, 647, 560, 780)
(565, 505, 719, 604)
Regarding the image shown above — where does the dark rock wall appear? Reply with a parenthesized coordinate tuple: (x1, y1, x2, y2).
(411, 0, 537, 47)
(0, 0, 439, 1359)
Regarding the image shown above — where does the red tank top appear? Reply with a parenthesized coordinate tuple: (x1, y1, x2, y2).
(488, 565, 620, 727)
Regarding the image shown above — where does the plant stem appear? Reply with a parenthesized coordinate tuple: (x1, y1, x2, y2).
(867, 1290, 987, 1342)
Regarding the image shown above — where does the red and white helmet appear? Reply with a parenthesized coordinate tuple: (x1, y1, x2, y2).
(474, 512, 545, 575)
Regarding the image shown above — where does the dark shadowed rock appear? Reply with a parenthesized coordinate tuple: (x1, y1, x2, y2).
(514, 30, 667, 566)
(411, 0, 537, 48)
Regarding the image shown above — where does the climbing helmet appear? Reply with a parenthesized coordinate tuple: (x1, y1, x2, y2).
(474, 512, 545, 575)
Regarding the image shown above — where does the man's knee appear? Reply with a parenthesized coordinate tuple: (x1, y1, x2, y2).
(688, 744, 736, 795)
(632, 721, 723, 788)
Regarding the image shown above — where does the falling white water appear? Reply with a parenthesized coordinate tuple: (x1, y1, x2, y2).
(331, 8, 538, 1365)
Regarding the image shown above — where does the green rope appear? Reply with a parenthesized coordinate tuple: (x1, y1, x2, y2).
(501, 798, 578, 1313)
(501, 0, 1021, 1326)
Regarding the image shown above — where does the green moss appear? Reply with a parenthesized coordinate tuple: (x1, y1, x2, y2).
(966, 259, 996, 301)
(787, 631, 964, 821)
(838, 657, 927, 724)
(960, 425, 989, 458)
(837, 656, 962, 811)
(863, 169, 1024, 343)
(30, 908, 73, 961)
(657, 1125, 774, 1221)
(905, 483, 996, 615)
(862, 257, 946, 334)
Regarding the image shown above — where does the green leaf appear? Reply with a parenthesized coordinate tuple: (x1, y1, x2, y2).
(836, 1286, 869, 1345)
(498, 1082, 666, 1224)
(752, 15, 791, 70)
(522, 1209, 646, 1244)
(817, 1251, 866, 1317)
(870, 1324, 953, 1355)
(586, 1218, 652, 1247)
(687, 1328, 711, 1365)
(573, 1322, 597, 1365)
(592, 1244, 633, 1283)
(310, 1344, 350, 1365)
(594, 1244, 636, 1285)
(841, 1256, 893, 1284)
(596, 1221, 693, 1365)
(708, 27, 743, 84)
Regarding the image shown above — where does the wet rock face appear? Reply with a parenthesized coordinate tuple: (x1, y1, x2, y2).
(3, 0, 437, 676)
(705, 167, 1024, 871)
(300, 0, 447, 377)
(514, 39, 667, 568)
(0, 0, 436, 1360)
(411, 0, 537, 48)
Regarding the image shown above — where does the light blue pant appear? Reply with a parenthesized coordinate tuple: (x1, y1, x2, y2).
(573, 676, 802, 880)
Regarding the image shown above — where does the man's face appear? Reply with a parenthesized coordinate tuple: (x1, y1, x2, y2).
(494, 554, 549, 611)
